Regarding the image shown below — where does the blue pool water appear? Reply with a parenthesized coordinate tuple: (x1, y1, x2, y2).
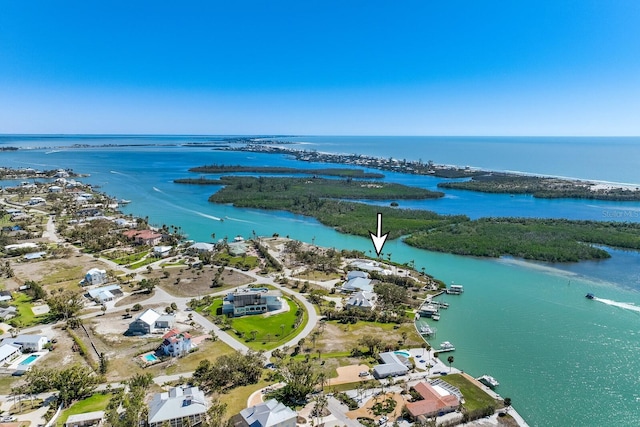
(19, 354, 39, 365)
(144, 354, 159, 362)
(394, 350, 411, 358)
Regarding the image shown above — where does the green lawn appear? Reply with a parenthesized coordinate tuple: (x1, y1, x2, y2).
(440, 374, 497, 411)
(10, 292, 47, 327)
(112, 251, 149, 265)
(128, 257, 158, 269)
(229, 298, 308, 351)
(57, 393, 112, 426)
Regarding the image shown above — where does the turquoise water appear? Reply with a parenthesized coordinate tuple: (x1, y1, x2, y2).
(19, 354, 39, 365)
(394, 350, 412, 358)
(144, 353, 159, 362)
(2, 135, 640, 425)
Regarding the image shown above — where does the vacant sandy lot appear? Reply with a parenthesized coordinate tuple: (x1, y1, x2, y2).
(327, 364, 371, 386)
(346, 391, 409, 422)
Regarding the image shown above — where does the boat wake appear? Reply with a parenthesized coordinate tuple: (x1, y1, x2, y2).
(224, 216, 257, 224)
(593, 297, 640, 314)
(110, 170, 131, 177)
(152, 186, 164, 193)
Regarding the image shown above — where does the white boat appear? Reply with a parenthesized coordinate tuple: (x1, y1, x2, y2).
(119, 199, 131, 204)
(420, 325, 433, 335)
(439, 341, 455, 351)
(477, 375, 500, 388)
(432, 313, 440, 321)
(420, 304, 439, 317)
(446, 284, 464, 294)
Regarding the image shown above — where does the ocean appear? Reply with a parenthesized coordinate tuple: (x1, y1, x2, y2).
(1, 135, 640, 426)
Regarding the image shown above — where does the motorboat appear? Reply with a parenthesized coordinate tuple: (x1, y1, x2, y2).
(432, 313, 440, 321)
(420, 325, 433, 335)
(585, 293, 595, 299)
(439, 341, 455, 351)
(477, 375, 500, 388)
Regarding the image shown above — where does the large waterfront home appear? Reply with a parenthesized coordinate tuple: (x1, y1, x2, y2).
(222, 288, 283, 317)
(406, 381, 461, 421)
(122, 229, 163, 246)
(373, 351, 411, 378)
(148, 386, 207, 427)
(341, 276, 374, 293)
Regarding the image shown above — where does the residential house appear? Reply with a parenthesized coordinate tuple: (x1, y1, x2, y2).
(122, 230, 163, 246)
(128, 309, 176, 335)
(373, 351, 411, 378)
(0, 343, 21, 365)
(49, 185, 63, 193)
(153, 246, 173, 258)
(345, 291, 377, 310)
(0, 290, 12, 302)
(3, 334, 49, 352)
(406, 381, 460, 420)
(0, 306, 17, 320)
(28, 197, 46, 205)
(341, 277, 374, 293)
(148, 386, 207, 427)
(228, 241, 248, 256)
(65, 410, 105, 427)
(135, 230, 163, 246)
(87, 284, 123, 303)
(85, 268, 108, 286)
(161, 329, 192, 357)
(346, 270, 369, 280)
(222, 289, 283, 317)
(187, 242, 215, 253)
(236, 399, 297, 427)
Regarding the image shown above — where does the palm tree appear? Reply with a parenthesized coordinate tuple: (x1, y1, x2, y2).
(504, 397, 512, 413)
(447, 355, 454, 372)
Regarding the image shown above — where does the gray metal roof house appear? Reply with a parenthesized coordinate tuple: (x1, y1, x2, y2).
(373, 351, 411, 379)
(237, 399, 297, 427)
(148, 386, 207, 427)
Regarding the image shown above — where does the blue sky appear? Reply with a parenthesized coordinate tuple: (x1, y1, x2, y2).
(1, 1, 639, 135)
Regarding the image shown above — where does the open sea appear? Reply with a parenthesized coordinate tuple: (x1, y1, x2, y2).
(2, 135, 640, 426)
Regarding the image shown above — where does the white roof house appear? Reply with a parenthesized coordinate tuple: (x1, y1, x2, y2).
(87, 284, 122, 303)
(65, 410, 105, 427)
(3, 334, 49, 352)
(0, 343, 21, 365)
(148, 386, 207, 427)
(345, 291, 377, 310)
(187, 242, 215, 252)
(239, 399, 297, 427)
(128, 309, 175, 335)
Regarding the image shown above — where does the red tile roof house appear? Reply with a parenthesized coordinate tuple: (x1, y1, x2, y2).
(406, 381, 460, 421)
(122, 229, 163, 246)
(161, 328, 192, 357)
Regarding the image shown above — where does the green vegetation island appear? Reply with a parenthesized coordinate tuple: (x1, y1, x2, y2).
(222, 142, 640, 201)
(186, 164, 385, 178)
(437, 173, 640, 201)
(191, 175, 640, 262)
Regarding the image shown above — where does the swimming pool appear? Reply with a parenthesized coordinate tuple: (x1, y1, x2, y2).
(19, 354, 40, 365)
(144, 353, 159, 362)
(394, 350, 411, 358)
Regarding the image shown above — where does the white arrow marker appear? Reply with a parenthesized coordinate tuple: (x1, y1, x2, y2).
(369, 212, 389, 256)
